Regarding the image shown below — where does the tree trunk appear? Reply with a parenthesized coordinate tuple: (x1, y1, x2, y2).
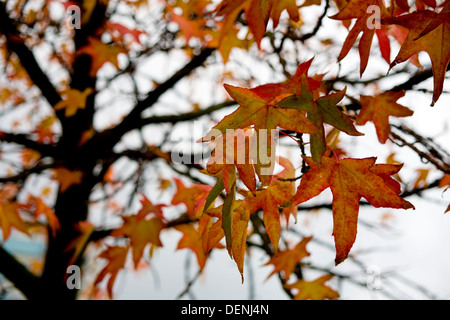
(40, 181, 92, 300)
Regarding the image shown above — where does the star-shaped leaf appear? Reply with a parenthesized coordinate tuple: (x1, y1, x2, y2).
(54, 88, 93, 117)
(356, 90, 413, 143)
(171, 178, 212, 218)
(111, 215, 164, 267)
(265, 236, 312, 281)
(292, 156, 414, 265)
(77, 37, 126, 77)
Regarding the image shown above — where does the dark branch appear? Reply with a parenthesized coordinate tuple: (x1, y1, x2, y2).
(0, 246, 43, 300)
(0, 2, 62, 107)
(0, 132, 55, 156)
(95, 48, 215, 147)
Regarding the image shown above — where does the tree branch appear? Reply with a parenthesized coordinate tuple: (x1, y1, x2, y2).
(0, 132, 55, 156)
(95, 47, 215, 147)
(0, 2, 61, 107)
(0, 246, 43, 299)
(138, 100, 236, 127)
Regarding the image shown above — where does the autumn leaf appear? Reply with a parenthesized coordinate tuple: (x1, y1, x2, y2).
(270, 0, 300, 28)
(439, 174, 450, 188)
(356, 90, 413, 143)
(111, 214, 164, 267)
(206, 128, 257, 193)
(201, 83, 317, 141)
(136, 193, 165, 221)
(265, 236, 312, 281)
(51, 167, 84, 193)
(174, 216, 211, 271)
(292, 156, 414, 265)
(240, 157, 297, 253)
(0, 184, 28, 240)
(214, 0, 301, 47)
(26, 195, 60, 237)
(384, 8, 450, 106)
(204, 200, 250, 277)
(54, 88, 93, 117)
(206, 22, 249, 63)
(277, 75, 363, 163)
(171, 178, 212, 218)
(285, 275, 339, 300)
(94, 245, 129, 298)
(77, 37, 126, 77)
(200, 67, 318, 181)
(167, 6, 205, 43)
(330, 0, 391, 75)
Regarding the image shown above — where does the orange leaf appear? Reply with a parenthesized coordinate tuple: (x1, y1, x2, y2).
(265, 236, 312, 281)
(292, 156, 414, 265)
(285, 275, 339, 300)
(26, 195, 60, 237)
(270, 0, 300, 28)
(200, 65, 319, 181)
(0, 192, 28, 242)
(206, 128, 257, 192)
(94, 245, 129, 298)
(77, 37, 126, 77)
(171, 178, 213, 218)
(241, 157, 297, 253)
(111, 215, 164, 267)
(330, 0, 391, 75)
(52, 167, 84, 193)
(167, 6, 205, 43)
(385, 7, 450, 106)
(0, 184, 28, 240)
(439, 174, 450, 188)
(136, 193, 165, 221)
(215, 0, 302, 47)
(174, 216, 211, 270)
(356, 90, 413, 143)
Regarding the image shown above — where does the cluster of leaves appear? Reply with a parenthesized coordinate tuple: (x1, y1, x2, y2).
(0, 0, 449, 300)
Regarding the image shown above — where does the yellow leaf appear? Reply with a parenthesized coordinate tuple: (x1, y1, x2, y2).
(54, 88, 93, 117)
(285, 275, 339, 300)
